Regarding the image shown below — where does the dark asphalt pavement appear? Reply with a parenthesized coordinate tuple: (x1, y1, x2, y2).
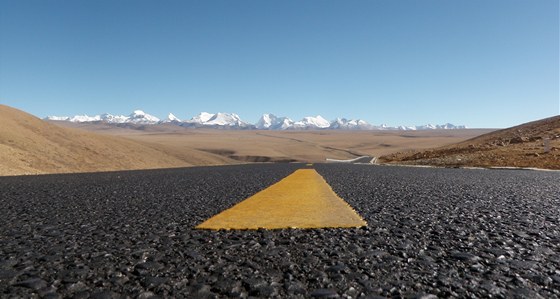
(0, 164, 559, 298)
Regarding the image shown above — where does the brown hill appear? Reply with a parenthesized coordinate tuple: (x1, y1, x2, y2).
(0, 105, 197, 176)
(381, 115, 560, 169)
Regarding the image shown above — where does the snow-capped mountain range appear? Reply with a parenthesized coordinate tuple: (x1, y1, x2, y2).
(45, 110, 467, 130)
(47, 110, 161, 124)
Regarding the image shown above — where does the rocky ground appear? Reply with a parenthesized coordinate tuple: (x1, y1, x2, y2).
(1, 164, 559, 298)
(381, 115, 560, 170)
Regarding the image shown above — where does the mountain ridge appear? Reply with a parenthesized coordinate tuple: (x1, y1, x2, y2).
(46, 110, 468, 130)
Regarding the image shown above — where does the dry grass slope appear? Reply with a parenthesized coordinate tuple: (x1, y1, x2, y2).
(0, 105, 194, 176)
(381, 115, 560, 169)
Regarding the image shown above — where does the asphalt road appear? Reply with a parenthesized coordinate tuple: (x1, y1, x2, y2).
(0, 164, 559, 298)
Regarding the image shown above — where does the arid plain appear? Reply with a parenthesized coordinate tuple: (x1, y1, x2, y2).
(0, 105, 492, 176)
(59, 122, 491, 163)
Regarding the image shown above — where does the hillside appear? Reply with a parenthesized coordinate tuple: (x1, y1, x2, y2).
(0, 105, 199, 176)
(381, 115, 560, 169)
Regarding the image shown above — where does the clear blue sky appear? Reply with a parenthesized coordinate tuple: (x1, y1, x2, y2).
(1, 0, 558, 128)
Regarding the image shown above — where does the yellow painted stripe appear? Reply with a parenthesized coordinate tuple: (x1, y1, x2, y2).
(196, 169, 367, 230)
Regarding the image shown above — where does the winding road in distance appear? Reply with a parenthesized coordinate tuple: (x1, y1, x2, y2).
(1, 164, 559, 298)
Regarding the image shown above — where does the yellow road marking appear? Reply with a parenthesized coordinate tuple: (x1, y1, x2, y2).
(196, 169, 367, 230)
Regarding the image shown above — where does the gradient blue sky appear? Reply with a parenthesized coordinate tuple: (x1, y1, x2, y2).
(1, 0, 558, 128)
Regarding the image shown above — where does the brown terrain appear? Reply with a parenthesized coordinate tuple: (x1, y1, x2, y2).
(0, 105, 195, 176)
(0, 104, 493, 176)
(52, 120, 490, 166)
(381, 115, 560, 170)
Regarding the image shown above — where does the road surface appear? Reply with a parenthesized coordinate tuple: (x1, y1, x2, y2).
(0, 164, 559, 298)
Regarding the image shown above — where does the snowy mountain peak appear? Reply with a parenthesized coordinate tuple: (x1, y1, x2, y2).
(46, 116, 70, 121)
(396, 123, 468, 130)
(256, 113, 275, 129)
(206, 112, 246, 126)
(256, 114, 294, 130)
(183, 112, 250, 127)
(188, 112, 215, 124)
(330, 118, 372, 130)
(100, 113, 128, 124)
(165, 113, 181, 122)
(46, 110, 159, 124)
(294, 115, 330, 129)
(128, 110, 160, 123)
(69, 114, 101, 122)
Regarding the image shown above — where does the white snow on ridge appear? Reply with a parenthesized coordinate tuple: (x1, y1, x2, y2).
(184, 112, 250, 127)
(293, 115, 330, 129)
(187, 112, 215, 124)
(205, 113, 244, 126)
(256, 114, 275, 129)
(45, 116, 70, 121)
(127, 110, 160, 124)
(165, 113, 181, 122)
(393, 123, 467, 130)
(256, 114, 294, 130)
(69, 115, 102, 122)
(45, 110, 160, 125)
(100, 113, 129, 124)
(330, 118, 373, 130)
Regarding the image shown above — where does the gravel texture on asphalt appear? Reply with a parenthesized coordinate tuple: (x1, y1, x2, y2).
(0, 163, 559, 298)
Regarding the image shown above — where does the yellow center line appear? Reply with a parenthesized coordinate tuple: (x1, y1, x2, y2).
(196, 169, 367, 230)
